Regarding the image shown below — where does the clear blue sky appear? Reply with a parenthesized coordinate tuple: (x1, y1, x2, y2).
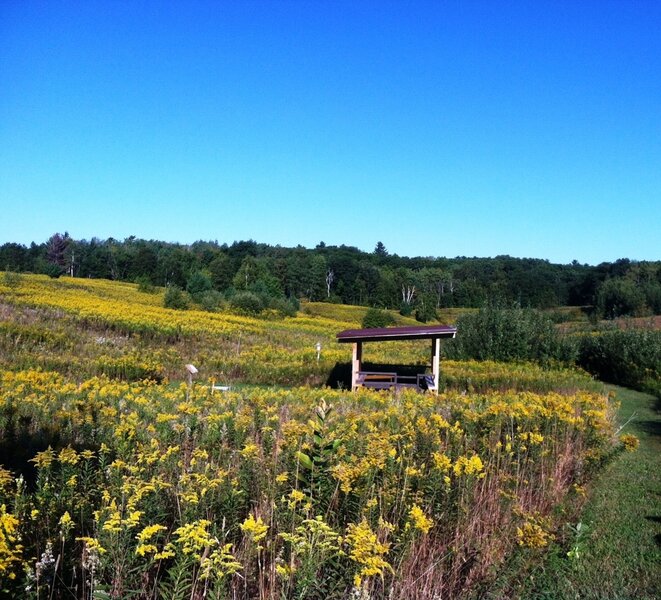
(1, 1, 659, 265)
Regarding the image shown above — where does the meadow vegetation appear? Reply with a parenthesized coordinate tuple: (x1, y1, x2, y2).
(0, 372, 617, 599)
(577, 327, 661, 396)
(489, 386, 660, 600)
(0, 273, 654, 598)
(445, 303, 577, 365)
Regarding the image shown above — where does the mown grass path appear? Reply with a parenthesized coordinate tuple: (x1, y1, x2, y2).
(517, 385, 660, 599)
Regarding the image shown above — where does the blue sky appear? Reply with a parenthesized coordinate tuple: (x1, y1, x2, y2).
(1, 1, 659, 265)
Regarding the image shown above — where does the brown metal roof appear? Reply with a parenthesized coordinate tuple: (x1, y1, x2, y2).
(336, 324, 457, 343)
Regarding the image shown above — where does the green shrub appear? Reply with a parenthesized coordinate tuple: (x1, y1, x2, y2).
(577, 327, 661, 393)
(230, 291, 264, 315)
(362, 307, 396, 329)
(197, 290, 225, 312)
(2, 270, 22, 289)
(415, 301, 437, 323)
(596, 278, 646, 319)
(186, 270, 213, 296)
(268, 296, 299, 318)
(643, 282, 661, 314)
(446, 304, 576, 365)
(43, 262, 64, 278)
(135, 275, 157, 294)
(288, 295, 301, 312)
(163, 285, 190, 310)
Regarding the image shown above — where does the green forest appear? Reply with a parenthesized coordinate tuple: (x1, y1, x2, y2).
(2, 234, 660, 320)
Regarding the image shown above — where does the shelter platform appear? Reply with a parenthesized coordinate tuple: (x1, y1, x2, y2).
(336, 324, 457, 394)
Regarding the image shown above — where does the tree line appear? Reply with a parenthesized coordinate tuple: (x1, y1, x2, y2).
(1, 234, 660, 319)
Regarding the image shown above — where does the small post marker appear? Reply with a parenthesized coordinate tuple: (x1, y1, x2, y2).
(315, 341, 322, 362)
(185, 363, 198, 389)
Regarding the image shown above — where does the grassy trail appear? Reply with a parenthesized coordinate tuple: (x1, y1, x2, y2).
(518, 385, 661, 599)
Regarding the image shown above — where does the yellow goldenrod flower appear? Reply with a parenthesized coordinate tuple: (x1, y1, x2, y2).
(30, 447, 55, 469)
(59, 511, 74, 532)
(407, 504, 434, 534)
(240, 443, 259, 458)
(76, 537, 107, 555)
(173, 520, 213, 556)
(452, 454, 485, 477)
(0, 468, 13, 493)
(58, 446, 79, 465)
(0, 504, 22, 579)
(344, 519, 392, 586)
(240, 514, 268, 549)
(136, 523, 167, 543)
(200, 543, 242, 580)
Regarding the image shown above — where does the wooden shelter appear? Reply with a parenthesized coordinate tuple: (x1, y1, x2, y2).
(336, 324, 457, 394)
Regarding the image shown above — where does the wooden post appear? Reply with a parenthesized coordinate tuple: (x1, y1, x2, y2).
(351, 342, 363, 391)
(431, 337, 440, 394)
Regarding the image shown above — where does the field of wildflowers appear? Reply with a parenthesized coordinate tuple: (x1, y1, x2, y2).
(0, 275, 431, 387)
(0, 275, 619, 598)
(0, 373, 615, 598)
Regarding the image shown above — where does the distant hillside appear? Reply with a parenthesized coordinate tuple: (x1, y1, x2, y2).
(1, 234, 660, 318)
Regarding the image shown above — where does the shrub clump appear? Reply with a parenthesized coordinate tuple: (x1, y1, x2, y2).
(230, 291, 264, 315)
(135, 276, 157, 294)
(186, 270, 213, 297)
(197, 290, 225, 312)
(2, 270, 22, 289)
(446, 304, 576, 365)
(415, 301, 437, 323)
(577, 327, 661, 394)
(267, 296, 299, 318)
(596, 278, 647, 319)
(163, 285, 190, 310)
(362, 307, 396, 329)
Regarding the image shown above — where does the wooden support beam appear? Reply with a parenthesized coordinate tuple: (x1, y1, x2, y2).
(351, 342, 363, 391)
(431, 337, 440, 394)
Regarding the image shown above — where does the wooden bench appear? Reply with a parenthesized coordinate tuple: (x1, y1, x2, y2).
(356, 371, 437, 392)
(357, 371, 398, 390)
